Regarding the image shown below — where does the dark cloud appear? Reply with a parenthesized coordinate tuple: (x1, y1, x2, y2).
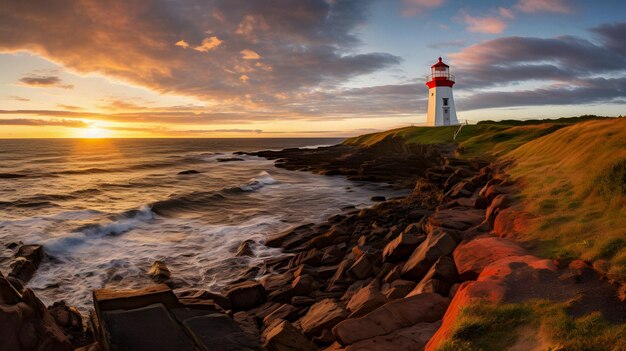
(18, 75, 73, 89)
(0, 118, 89, 128)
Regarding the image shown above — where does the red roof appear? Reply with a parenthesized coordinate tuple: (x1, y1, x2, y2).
(431, 57, 449, 68)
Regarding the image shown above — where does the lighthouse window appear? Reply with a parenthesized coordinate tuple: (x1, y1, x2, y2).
(443, 98, 449, 106)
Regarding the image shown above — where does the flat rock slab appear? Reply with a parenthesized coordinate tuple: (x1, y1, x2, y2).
(94, 284, 263, 351)
(102, 303, 196, 351)
(183, 314, 263, 350)
(428, 207, 485, 231)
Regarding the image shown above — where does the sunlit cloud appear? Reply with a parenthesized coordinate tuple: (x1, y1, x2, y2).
(0, 118, 89, 128)
(240, 49, 261, 60)
(193, 36, 223, 52)
(9, 96, 30, 102)
(175, 40, 190, 49)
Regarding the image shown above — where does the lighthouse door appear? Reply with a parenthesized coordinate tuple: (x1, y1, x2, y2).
(443, 107, 450, 125)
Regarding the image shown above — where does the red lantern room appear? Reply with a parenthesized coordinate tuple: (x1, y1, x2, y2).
(426, 57, 455, 88)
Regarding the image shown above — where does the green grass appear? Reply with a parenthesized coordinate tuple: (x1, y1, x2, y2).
(437, 301, 626, 351)
(344, 116, 607, 158)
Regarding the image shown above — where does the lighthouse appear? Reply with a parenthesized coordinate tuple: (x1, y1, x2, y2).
(426, 57, 458, 126)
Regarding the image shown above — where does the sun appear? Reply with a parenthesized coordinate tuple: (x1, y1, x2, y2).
(80, 126, 110, 138)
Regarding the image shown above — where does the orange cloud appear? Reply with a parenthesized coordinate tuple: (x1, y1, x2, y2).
(194, 37, 222, 52)
(240, 49, 261, 60)
(175, 40, 190, 48)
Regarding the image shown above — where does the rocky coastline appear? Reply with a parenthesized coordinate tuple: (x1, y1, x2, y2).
(1, 136, 623, 350)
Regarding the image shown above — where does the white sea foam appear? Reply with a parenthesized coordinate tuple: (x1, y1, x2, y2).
(239, 171, 278, 191)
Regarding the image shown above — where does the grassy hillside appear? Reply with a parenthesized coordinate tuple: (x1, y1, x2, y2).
(505, 118, 626, 279)
(346, 116, 626, 278)
(344, 116, 607, 157)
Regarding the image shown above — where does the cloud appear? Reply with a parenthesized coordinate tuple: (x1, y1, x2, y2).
(402, 0, 445, 17)
(445, 22, 626, 110)
(175, 40, 190, 48)
(0, 118, 89, 128)
(18, 74, 73, 89)
(57, 104, 83, 111)
(9, 96, 30, 101)
(463, 14, 507, 34)
(193, 36, 222, 52)
(240, 49, 261, 60)
(0, 0, 400, 119)
(515, 0, 573, 14)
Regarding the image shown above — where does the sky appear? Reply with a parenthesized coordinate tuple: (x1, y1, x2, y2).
(0, 0, 625, 138)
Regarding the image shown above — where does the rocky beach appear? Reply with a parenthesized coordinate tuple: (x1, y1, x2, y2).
(1, 118, 625, 350)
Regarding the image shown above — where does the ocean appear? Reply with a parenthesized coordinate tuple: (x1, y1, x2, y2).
(0, 138, 405, 311)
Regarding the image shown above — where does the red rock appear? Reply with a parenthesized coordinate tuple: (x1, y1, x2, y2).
(408, 256, 458, 297)
(263, 304, 300, 326)
(401, 230, 457, 281)
(453, 237, 527, 281)
(382, 232, 425, 263)
(425, 254, 558, 351)
(346, 284, 387, 318)
(332, 293, 448, 346)
(485, 194, 512, 227)
(298, 299, 348, 337)
(342, 321, 441, 351)
(428, 207, 485, 231)
(492, 208, 533, 239)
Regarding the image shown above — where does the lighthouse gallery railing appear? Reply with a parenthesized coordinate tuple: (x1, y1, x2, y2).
(426, 72, 455, 82)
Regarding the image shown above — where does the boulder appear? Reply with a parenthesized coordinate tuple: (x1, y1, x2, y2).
(408, 256, 458, 297)
(326, 258, 355, 292)
(263, 304, 300, 326)
(444, 180, 476, 199)
(346, 284, 387, 318)
(263, 320, 318, 351)
(428, 207, 485, 231)
(236, 240, 255, 257)
(298, 299, 348, 337)
(492, 208, 533, 239)
(382, 233, 425, 263)
(401, 231, 457, 281)
(382, 280, 416, 300)
(48, 301, 87, 345)
(332, 293, 449, 346)
(9, 244, 44, 283)
(291, 275, 318, 296)
(225, 281, 267, 311)
(346, 256, 372, 280)
(485, 194, 512, 227)
(453, 237, 527, 280)
(0, 276, 73, 351)
(148, 261, 172, 282)
(342, 321, 441, 351)
(217, 157, 245, 162)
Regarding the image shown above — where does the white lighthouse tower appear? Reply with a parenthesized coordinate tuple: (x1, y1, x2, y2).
(426, 57, 458, 126)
